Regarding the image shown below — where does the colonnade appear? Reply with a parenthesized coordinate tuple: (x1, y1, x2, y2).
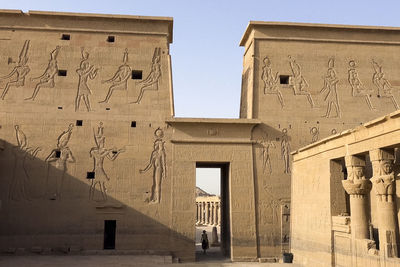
(342, 148, 399, 258)
(196, 196, 221, 226)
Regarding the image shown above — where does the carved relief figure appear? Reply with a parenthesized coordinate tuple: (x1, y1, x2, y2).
(261, 56, 284, 108)
(310, 126, 319, 143)
(45, 124, 75, 200)
(281, 128, 291, 174)
(99, 49, 131, 103)
(320, 58, 341, 118)
(75, 48, 98, 111)
(371, 156, 395, 201)
(131, 47, 161, 104)
(257, 131, 275, 174)
(372, 60, 399, 109)
(348, 60, 375, 110)
(9, 125, 41, 201)
(140, 128, 166, 203)
(0, 40, 30, 100)
(288, 55, 315, 108)
(89, 122, 125, 201)
(25, 46, 60, 101)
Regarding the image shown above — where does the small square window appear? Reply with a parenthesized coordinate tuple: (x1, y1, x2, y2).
(58, 70, 67, 76)
(106, 107, 110, 111)
(61, 34, 70, 40)
(280, 75, 290, 85)
(87, 172, 95, 179)
(55, 150, 61, 158)
(131, 121, 136, 128)
(131, 70, 142, 80)
(76, 120, 83, 126)
(57, 106, 63, 110)
(107, 36, 115, 43)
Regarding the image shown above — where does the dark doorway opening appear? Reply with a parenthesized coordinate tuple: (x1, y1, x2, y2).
(104, 220, 116, 249)
(195, 162, 230, 261)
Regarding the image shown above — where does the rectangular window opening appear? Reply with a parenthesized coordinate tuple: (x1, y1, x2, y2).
(106, 107, 110, 111)
(86, 172, 95, 179)
(107, 36, 115, 43)
(131, 70, 142, 80)
(61, 34, 70, 40)
(55, 150, 61, 158)
(57, 106, 63, 110)
(131, 121, 136, 128)
(280, 75, 290, 85)
(58, 70, 67, 76)
(76, 120, 83, 126)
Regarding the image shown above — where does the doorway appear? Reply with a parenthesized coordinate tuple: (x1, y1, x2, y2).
(195, 163, 230, 261)
(104, 220, 116, 249)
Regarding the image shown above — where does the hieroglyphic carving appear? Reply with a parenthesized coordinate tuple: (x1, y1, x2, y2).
(131, 47, 161, 104)
(25, 46, 60, 101)
(99, 49, 131, 103)
(0, 40, 30, 100)
(348, 60, 374, 110)
(75, 48, 98, 111)
(288, 55, 314, 108)
(89, 122, 125, 201)
(310, 126, 319, 143)
(45, 124, 75, 200)
(261, 56, 284, 108)
(260, 200, 278, 225)
(9, 125, 41, 201)
(140, 128, 166, 203)
(257, 131, 275, 174)
(372, 60, 399, 109)
(281, 128, 291, 174)
(320, 58, 340, 117)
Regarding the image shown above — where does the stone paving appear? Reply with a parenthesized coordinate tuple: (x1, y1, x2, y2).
(0, 256, 301, 267)
(0, 226, 300, 267)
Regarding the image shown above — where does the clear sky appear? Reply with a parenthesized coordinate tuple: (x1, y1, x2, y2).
(4, 0, 400, 193)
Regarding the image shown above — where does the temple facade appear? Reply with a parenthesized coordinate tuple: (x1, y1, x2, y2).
(1, 9, 400, 264)
(292, 111, 400, 267)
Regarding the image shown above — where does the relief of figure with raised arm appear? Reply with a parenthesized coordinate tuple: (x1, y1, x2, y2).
(0, 40, 30, 100)
(261, 56, 284, 108)
(288, 55, 315, 108)
(25, 46, 60, 101)
(75, 48, 98, 111)
(372, 59, 399, 110)
(131, 47, 162, 104)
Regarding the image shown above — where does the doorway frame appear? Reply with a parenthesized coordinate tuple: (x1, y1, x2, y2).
(196, 162, 231, 258)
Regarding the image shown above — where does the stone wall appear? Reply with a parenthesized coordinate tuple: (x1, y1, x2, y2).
(292, 110, 400, 266)
(0, 10, 185, 259)
(240, 21, 400, 258)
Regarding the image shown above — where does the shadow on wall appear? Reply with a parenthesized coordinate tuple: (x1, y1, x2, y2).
(0, 139, 193, 262)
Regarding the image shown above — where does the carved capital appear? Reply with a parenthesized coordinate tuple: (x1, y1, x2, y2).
(342, 179, 372, 195)
(370, 149, 396, 201)
(342, 155, 371, 195)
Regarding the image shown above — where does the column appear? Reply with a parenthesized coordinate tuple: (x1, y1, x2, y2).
(205, 202, 209, 225)
(196, 203, 200, 224)
(217, 202, 221, 226)
(342, 155, 372, 239)
(210, 202, 215, 225)
(370, 149, 399, 258)
(200, 202, 205, 224)
(213, 202, 218, 226)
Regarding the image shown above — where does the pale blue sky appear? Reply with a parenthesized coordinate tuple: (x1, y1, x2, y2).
(4, 0, 400, 193)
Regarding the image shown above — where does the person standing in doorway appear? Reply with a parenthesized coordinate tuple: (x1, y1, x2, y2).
(201, 230, 209, 254)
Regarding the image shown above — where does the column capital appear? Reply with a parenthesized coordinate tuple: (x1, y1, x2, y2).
(370, 149, 396, 201)
(342, 155, 372, 195)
